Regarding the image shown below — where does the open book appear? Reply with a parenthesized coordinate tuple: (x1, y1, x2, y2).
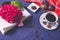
(0, 8, 31, 35)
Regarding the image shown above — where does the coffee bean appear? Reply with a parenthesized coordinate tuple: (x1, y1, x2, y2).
(47, 24, 51, 28)
(31, 6, 37, 10)
(43, 21, 47, 25)
(43, 18, 45, 20)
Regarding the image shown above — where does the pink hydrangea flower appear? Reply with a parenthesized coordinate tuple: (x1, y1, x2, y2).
(0, 4, 23, 26)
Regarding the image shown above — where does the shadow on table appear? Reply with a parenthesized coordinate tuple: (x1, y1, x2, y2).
(5, 16, 33, 35)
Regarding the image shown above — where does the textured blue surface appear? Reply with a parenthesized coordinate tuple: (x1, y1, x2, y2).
(0, 0, 60, 40)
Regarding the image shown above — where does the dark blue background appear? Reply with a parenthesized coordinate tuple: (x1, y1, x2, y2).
(0, 0, 60, 40)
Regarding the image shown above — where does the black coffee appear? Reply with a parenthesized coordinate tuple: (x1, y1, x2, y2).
(46, 13, 56, 22)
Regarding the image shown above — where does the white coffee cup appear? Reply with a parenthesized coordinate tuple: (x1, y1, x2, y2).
(45, 11, 58, 24)
(39, 11, 59, 30)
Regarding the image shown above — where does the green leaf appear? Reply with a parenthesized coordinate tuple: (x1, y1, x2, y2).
(11, 0, 24, 9)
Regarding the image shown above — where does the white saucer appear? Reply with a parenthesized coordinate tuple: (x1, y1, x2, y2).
(39, 12, 59, 30)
